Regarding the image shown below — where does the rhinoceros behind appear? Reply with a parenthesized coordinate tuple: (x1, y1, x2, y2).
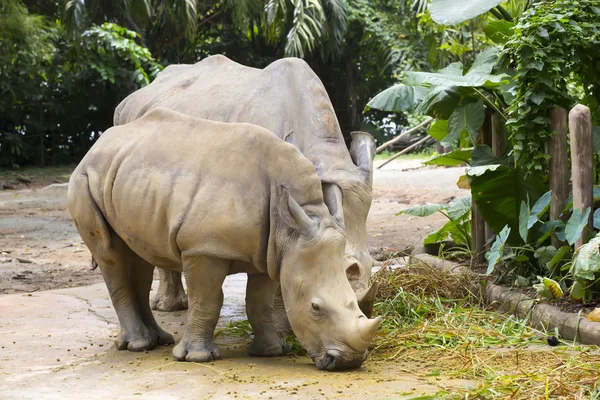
(114, 56, 378, 319)
(68, 108, 381, 370)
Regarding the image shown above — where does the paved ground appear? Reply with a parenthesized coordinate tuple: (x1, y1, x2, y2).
(0, 159, 470, 399)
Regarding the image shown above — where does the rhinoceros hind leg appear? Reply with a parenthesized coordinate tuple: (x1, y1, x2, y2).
(104, 242, 174, 352)
(246, 274, 290, 357)
(173, 255, 228, 362)
(150, 269, 188, 311)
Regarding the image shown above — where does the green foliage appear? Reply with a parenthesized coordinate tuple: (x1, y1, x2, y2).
(367, 47, 508, 152)
(467, 162, 545, 244)
(424, 148, 472, 166)
(397, 196, 473, 248)
(486, 225, 510, 274)
(565, 208, 591, 246)
(570, 233, 600, 301)
(503, 0, 600, 174)
(0, 10, 162, 166)
(430, 0, 503, 25)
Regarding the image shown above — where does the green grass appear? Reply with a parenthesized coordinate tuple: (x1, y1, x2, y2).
(0, 165, 74, 182)
(374, 149, 434, 161)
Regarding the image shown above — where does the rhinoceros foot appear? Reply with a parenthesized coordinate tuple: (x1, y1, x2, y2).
(150, 292, 188, 311)
(173, 339, 220, 362)
(247, 336, 290, 357)
(115, 327, 174, 352)
(150, 269, 188, 311)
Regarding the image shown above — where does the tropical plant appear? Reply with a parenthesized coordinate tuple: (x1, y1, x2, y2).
(397, 196, 473, 251)
(485, 190, 593, 291)
(502, 0, 600, 175)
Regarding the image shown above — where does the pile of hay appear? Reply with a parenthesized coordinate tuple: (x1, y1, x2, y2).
(373, 259, 481, 302)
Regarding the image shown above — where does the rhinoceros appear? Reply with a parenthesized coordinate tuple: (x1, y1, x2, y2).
(68, 108, 382, 370)
(114, 55, 378, 320)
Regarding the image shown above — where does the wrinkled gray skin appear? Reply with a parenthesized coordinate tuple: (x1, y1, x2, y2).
(114, 55, 378, 323)
(68, 109, 382, 370)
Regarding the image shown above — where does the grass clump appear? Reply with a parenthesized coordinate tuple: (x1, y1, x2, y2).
(372, 262, 600, 399)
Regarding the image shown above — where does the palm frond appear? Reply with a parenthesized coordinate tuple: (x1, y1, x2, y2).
(63, 0, 86, 32)
(319, 0, 347, 60)
(285, 0, 325, 57)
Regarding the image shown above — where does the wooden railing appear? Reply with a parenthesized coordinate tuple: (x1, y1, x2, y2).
(472, 104, 595, 262)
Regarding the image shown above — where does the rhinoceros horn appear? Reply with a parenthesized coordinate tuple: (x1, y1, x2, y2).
(356, 281, 379, 318)
(358, 315, 383, 343)
(322, 183, 344, 228)
(349, 131, 376, 185)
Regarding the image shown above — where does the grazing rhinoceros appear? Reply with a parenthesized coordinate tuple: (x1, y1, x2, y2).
(114, 55, 378, 321)
(68, 108, 382, 370)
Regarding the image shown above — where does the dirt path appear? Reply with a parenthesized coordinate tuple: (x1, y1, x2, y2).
(0, 159, 469, 399)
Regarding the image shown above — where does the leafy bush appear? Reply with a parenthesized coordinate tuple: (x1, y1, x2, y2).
(503, 0, 600, 174)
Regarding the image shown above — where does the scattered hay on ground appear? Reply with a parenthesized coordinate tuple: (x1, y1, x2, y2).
(370, 261, 600, 399)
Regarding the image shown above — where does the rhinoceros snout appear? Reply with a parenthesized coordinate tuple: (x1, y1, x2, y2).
(313, 349, 368, 371)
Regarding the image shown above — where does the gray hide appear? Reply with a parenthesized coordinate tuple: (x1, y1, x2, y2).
(68, 109, 381, 370)
(114, 56, 377, 317)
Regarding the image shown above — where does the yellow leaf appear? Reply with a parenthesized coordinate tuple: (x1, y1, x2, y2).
(587, 308, 600, 322)
(456, 175, 470, 190)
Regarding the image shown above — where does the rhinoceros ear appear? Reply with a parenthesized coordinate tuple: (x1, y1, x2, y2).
(279, 187, 318, 236)
(350, 131, 376, 186)
(322, 183, 344, 228)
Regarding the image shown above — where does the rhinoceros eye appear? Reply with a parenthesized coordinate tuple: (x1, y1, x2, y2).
(311, 303, 320, 312)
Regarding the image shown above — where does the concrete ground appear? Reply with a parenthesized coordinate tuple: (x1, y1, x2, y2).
(0, 159, 471, 399)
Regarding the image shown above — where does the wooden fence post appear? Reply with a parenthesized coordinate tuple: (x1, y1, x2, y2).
(569, 104, 593, 248)
(473, 110, 493, 263)
(435, 142, 445, 154)
(548, 107, 569, 248)
(491, 113, 507, 156)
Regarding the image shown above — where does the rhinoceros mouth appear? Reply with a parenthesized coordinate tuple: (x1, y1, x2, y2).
(312, 349, 368, 371)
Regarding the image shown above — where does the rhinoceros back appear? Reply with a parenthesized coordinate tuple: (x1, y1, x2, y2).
(114, 56, 361, 186)
(76, 108, 324, 270)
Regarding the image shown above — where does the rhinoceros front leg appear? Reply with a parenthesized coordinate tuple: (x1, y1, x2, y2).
(246, 274, 289, 356)
(272, 286, 293, 336)
(173, 255, 229, 362)
(150, 268, 188, 311)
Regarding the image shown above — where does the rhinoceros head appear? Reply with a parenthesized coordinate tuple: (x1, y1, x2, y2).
(275, 188, 382, 371)
(321, 131, 378, 318)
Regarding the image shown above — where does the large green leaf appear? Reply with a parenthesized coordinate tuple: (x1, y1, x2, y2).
(594, 209, 600, 230)
(486, 225, 510, 275)
(470, 144, 510, 167)
(428, 119, 449, 141)
(565, 208, 591, 246)
(424, 148, 472, 166)
(397, 203, 446, 217)
(424, 219, 463, 245)
(365, 83, 428, 113)
(447, 196, 472, 220)
(430, 0, 504, 25)
(405, 48, 509, 89)
(518, 199, 530, 243)
(443, 100, 485, 146)
(415, 85, 462, 119)
(468, 165, 545, 244)
(527, 190, 552, 229)
(484, 20, 515, 44)
(571, 233, 600, 281)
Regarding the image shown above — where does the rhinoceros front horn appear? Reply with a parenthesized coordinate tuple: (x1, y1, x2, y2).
(356, 281, 379, 318)
(349, 131, 375, 185)
(358, 316, 383, 343)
